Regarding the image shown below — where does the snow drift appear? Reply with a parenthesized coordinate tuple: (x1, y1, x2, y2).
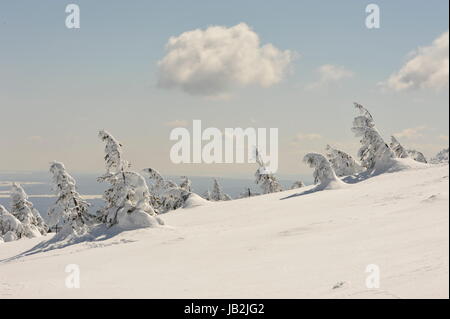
(0, 163, 448, 298)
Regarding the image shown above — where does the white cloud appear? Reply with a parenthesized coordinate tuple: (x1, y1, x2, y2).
(306, 64, 354, 90)
(394, 126, 427, 139)
(384, 31, 449, 91)
(157, 23, 294, 97)
(164, 119, 188, 127)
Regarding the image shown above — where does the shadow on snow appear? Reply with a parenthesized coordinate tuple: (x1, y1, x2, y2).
(0, 224, 135, 263)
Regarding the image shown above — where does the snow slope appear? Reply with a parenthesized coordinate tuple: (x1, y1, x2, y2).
(0, 162, 448, 298)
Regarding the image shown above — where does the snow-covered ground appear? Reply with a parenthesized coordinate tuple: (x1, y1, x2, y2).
(0, 162, 448, 298)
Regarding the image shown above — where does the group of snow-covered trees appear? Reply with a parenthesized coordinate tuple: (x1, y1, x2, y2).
(0, 183, 48, 242)
(430, 148, 449, 164)
(2, 103, 448, 243)
(96, 130, 163, 229)
(301, 102, 447, 189)
(142, 168, 194, 213)
(202, 147, 290, 201)
(2, 130, 168, 243)
(389, 136, 427, 163)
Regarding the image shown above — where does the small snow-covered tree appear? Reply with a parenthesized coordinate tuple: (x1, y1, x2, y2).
(390, 136, 409, 158)
(179, 176, 192, 192)
(10, 183, 47, 237)
(202, 190, 212, 201)
(291, 181, 305, 189)
(303, 153, 340, 187)
(325, 145, 364, 176)
(352, 103, 394, 170)
(48, 161, 91, 236)
(406, 150, 427, 163)
(254, 148, 283, 194)
(390, 136, 427, 163)
(210, 178, 232, 201)
(143, 168, 192, 213)
(430, 148, 449, 164)
(0, 204, 23, 242)
(98, 130, 162, 227)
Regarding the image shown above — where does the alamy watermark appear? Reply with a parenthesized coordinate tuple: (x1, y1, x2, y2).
(65, 264, 80, 288)
(365, 264, 380, 289)
(65, 4, 80, 29)
(365, 4, 380, 29)
(169, 120, 279, 173)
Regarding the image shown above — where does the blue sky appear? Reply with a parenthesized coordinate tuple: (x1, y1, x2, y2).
(0, 0, 448, 178)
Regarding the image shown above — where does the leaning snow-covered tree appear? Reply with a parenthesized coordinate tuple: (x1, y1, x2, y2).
(406, 150, 427, 163)
(390, 136, 409, 159)
(202, 190, 212, 201)
(10, 183, 47, 237)
(210, 178, 232, 201)
(325, 145, 364, 176)
(430, 148, 449, 164)
(98, 130, 163, 227)
(179, 176, 192, 192)
(303, 153, 341, 188)
(352, 103, 394, 171)
(142, 168, 193, 213)
(254, 148, 283, 194)
(48, 161, 91, 236)
(390, 136, 427, 163)
(0, 204, 24, 242)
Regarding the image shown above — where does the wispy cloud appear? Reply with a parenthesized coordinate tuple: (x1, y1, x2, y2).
(306, 64, 354, 90)
(382, 31, 449, 91)
(394, 126, 428, 139)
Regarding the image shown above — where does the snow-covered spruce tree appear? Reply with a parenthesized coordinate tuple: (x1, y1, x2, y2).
(10, 183, 47, 237)
(179, 176, 192, 192)
(390, 136, 409, 159)
(48, 161, 91, 236)
(140, 167, 168, 211)
(210, 178, 232, 201)
(0, 204, 24, 242)
(352, 103, 395, 171)
(406, 150, 427, 163)
(290, 180, 305, 189)
(390, 136, 427, 163)
(325, 145, 364, 177)
(254, 148, 283, 194)
(430, 148, 449, 164)
(202, 190, 212, 201)
(98, 130, 163, 227)
(142, 168, 192, 213)
(303, 153, 342, 189)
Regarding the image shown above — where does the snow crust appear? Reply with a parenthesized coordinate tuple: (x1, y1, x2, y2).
(0, 164, 448, 298)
